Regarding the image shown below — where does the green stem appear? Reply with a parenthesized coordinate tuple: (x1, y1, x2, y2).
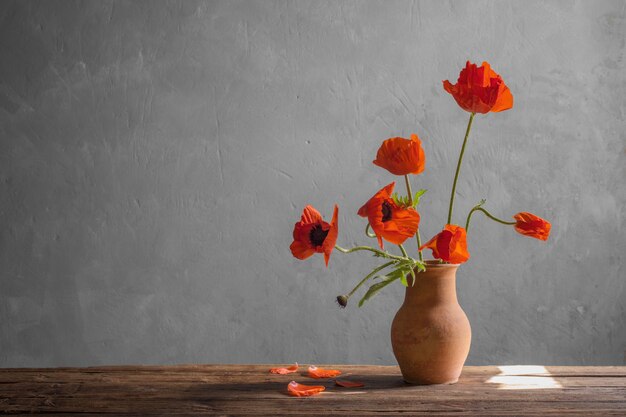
(399, 244, 417, 286)
(404, 174, 423, 261)
(365, 223, 377, 238)
(465, 207, 516, 232)
(334, 245, 408, 262)
(447, 112, 475, 225)
(346, 261, 395, 297)
(398, 244, 408, 258)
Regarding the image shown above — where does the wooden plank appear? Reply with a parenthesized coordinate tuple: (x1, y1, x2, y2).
(0, 365, 624, 416)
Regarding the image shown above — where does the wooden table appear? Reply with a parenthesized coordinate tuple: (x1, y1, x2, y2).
(1, 365, 625, 415)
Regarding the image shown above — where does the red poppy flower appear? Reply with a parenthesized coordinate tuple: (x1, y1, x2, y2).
(443, 61, 514, 114)
(269, 363, 299, 375)
(357, 183, 420, 249)
(373, 134, 426, 176)
(307, 365, 341, 379)
(513, 212, 551, 241)
(419, 224, 470, 264)
(287, 381, 325, 397)
(290, 205, 339, 266)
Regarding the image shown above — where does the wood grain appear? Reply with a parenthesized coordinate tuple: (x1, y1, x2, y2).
(1, 365, 625, 415)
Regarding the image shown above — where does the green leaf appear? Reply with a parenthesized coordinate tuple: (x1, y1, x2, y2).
(391, 192, 402, 206)
(408, 267, 416, 286)
(400, 270, 408, 287)
(358, 270, 403, 307)
(393, 192, 429, 209)
(412, 189, 427, 208)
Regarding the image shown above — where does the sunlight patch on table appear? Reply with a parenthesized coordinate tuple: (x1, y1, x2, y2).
(486, 365, 562, 390)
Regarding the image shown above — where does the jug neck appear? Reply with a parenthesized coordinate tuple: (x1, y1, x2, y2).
(404, 261, 460, 305)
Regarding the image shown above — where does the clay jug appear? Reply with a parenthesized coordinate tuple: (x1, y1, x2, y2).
(390, 261, 471, 384)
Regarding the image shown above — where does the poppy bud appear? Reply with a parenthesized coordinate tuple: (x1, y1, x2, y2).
(513, 212, 551, 241)
(336, 295, 348, 308)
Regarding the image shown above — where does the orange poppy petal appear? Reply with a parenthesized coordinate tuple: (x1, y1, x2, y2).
(357, 201, 369, 218)
(491, 83, 514, 112)
(290, 240, 315, 260)
(301, 205, 323, 224)
(442, 79, 456, 96)
(480, 61, 493, 86)
(379, 230, 414, 245)
(307, 365, 342, 379)
(376, 206, 420, 246)
(435, 229, 454, 260)
(419, 233, 439, 257)
(358, 183, 398, 249)
(450, 226, 470, 263)
(410, 134, 426, 175)
(446, 226, 470, 264)
(377, 234, 384, 250)
(358, 182, 395, 218)
(287, 381, 325, 397)
(269, 363, 299, 375)
(335, 379, 365, 388)
(322, 205, 339, 267)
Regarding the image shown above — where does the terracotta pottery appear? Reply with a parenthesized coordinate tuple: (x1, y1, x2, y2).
(390, 261, 471, 384)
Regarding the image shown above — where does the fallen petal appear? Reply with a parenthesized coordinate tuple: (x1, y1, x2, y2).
(307, 365, 341, 379)
(287, 381, 325, 397)
(335, 379, 365, 388)
(269, 363, 299, 374)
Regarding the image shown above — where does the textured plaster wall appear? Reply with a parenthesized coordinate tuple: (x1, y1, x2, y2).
(0, 0, 625, 367)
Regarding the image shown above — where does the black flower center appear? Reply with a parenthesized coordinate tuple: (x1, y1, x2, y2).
(309, 224, 329, 247)
(381, 201, 393, 222)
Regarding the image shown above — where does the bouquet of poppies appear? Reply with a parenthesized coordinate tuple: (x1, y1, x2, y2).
(290, 61, 551, 308)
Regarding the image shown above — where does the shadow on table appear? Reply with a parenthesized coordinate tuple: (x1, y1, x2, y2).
(197, 373, 459, 399)
(190, 365, 595, 405)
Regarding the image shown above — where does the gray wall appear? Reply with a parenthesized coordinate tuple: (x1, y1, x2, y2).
(1, 0, 624, 368)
